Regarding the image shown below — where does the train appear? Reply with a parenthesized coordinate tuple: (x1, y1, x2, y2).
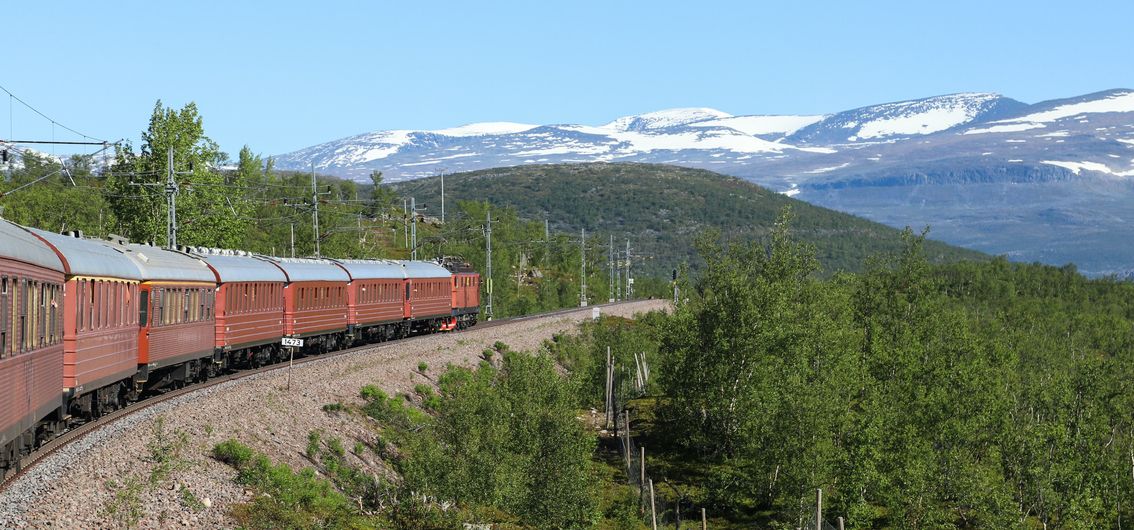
(0, 218, 480, 470)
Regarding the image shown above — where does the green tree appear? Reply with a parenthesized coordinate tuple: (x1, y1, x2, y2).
(399, 351, 600, 528)
(0, 151, 111, 236)
(367, 170, 396, 217)
(105, 100, 251, 247)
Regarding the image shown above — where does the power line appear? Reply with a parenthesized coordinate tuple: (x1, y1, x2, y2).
(0, 83, 108, 143)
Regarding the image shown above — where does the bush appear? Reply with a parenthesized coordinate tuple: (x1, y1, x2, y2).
(398, 351, 600, 528)
(213, 439, 254, 468)
(361, 388, 430, 431)
(359, 384, 386, 402)
(305, 431, 321, 459)
(212, 439, 377, 529)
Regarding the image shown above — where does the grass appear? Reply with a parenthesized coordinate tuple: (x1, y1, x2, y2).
(305, 430, 321, 460)
(146, 415, 190, 485)
(102, 478, 145, 529)
(180, 487, 206, 512)
(212, 439, 379, 529)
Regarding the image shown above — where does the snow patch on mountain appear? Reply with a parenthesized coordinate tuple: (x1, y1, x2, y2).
(689, 114, 825, 136)
(601, 108, 731, 131)
(431, 122, 538, 137)
(545, 125, 794, 155)
(1041, 160, 1134, 177)
(1002, 91, 1134, 124)
(805, 163, 851, 174)
(326, 130, 414, 165)
(790, 92, 1015, 143)
(963, 123, 1045, 135)
(857, 93, 1004, 139)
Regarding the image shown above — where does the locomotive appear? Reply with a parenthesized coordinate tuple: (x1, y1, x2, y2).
(0, 218, 480, 469)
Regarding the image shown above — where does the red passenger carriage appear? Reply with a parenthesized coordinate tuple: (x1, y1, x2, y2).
(104, 240, 217, 390)
(260, 257, 349, 353)
(28, 229, 143, 417)
(191, 249, 286, 368)
(398, 260, 454, 332)
(332, 259, 407, 342)
(0, 220, 65, 467)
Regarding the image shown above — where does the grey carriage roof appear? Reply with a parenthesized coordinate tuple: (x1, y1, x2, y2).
(99, 241, 215, 283)
(257, 256, 350, 282)
(0, 221, 64, 272)
(188, 248, 287, 283)
(25, 228, 141, 280)
(393, 260, 452, 280)
(330, 259, 406, 281)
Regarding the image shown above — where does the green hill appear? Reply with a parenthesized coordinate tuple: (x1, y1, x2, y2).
(391, 163, 986, 276)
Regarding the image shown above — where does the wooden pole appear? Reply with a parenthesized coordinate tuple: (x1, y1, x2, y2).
(287, 346, 294, 391)
(816, 488, 823, 530)
(701, 508, 707, 530)
(605, 346, 612, 428)
(640, 446, 646, 485)
(649, 479, 658, 530)
(625, 410, 632, 472)
(838, 516, 844, 530)
(639, 446, 646, 512)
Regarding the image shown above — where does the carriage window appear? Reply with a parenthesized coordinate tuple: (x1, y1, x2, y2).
(48, 284, 57, 344)
(139, 290, 149, 327)
(0, 276, 7, 357)
(90, 279, 97, 330)
(152, 290, 160, 327)
(19, 279, 27, 352)
(75, 280, 83, 331)
(38, 282, 46, 347)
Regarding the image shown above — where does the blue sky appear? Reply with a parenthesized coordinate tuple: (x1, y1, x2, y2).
(3, 1, 1132, 157)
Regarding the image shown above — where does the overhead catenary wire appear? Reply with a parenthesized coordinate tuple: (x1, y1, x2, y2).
(0, 83, 109, 144)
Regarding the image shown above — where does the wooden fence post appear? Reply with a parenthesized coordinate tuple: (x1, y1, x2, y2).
(838, 516, 845, 530)
(628, 409, 633, 463)
(640, 446, 646, 485)
(816, 489, 823, 530)
(702, 507, 707, 530)
(649, 479, 658, 530)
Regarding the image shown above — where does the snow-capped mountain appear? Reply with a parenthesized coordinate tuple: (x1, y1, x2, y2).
(273, 106, 840, 181)
(273, 89, 1134, 276)
(270, 92, 1055, 183)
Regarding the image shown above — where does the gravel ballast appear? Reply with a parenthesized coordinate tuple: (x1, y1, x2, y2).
(0, 300, 667, 529)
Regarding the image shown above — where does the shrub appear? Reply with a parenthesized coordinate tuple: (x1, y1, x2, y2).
(212, 439, 376, 528)
(305, 431, 321, 459)
(359, 384, 386, 402)
(213, 439, 254, 468)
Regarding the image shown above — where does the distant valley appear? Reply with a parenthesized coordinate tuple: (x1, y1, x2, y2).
(273, 89, 1134, 276)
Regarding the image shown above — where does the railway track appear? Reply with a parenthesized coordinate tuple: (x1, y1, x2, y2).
(0, 301, 624, 491)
